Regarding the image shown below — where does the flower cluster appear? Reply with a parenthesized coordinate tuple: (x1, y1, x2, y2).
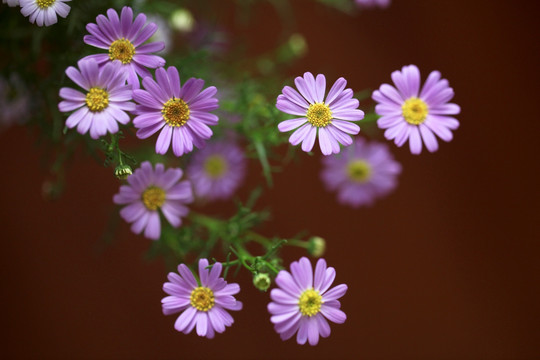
(44, 2, 462, 349)
(57, 6, 220, 157)
(162, 257, 347, 346)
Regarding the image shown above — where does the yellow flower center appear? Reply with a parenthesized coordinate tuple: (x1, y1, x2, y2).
(298, 288, 322, 317)
(85, 87, 109, 112)
(36, 0, 55, 8)
(190, 287, 215, 312)
(108, 38, 136, 64)
(141, 186, 166, 211)
(162, 98, 190, 127)
(402, 97, 428, 125)
(347, 160, 372, 183)
(306, 102, 332, 127)
(204, 155, 227, 178)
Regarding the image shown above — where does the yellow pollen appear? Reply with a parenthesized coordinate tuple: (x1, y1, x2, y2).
(85, 87, 109, 112)
(162, 98, 190, 127)
(306, 102, 332, 127)
(402, 97, 428, 125)
(298, 289, 322, 317)
(108, 38, 136, 64)
(190, 287, 215, 312)
(204, 155, 227, 178)
(347, 160, 372, 183)
(141, 186, 166, 211)
(36, 0, 55, 8)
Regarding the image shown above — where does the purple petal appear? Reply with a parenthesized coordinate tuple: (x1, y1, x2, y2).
(174, 306, 197, 332)
(144, 211, 161, 240)
(408, 125, 423, 155)
(320, 305, 346, 324)
(322, 284, 347, 301)
(301, 126, 317, 152)
(156, 125, 173, 154)
(289, 123, 311, 146)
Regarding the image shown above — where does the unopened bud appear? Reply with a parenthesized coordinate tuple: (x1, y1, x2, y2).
(253, 273, 271, 292)
(114, 164, 132, 180)
(308, 236, 326, 257)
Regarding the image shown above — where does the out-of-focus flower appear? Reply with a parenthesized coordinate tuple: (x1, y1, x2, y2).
(277, 72, 364, 155)
(355, 0, 391, 9)
(187, 141, 246, 201)
(373, 64, 460, 154)
(162, 258, 243, 338)
(113, 161, 193, 240)
(321, 138, 401, 207)
(187, 20, 229, 55)
(58, 59, 135, 139)
(0, 74, 31, 130)
(82, 6, 165, 89)
(147, 14, 172, 54)
(268, 257, 347, 346)
(19, 0, 70, 26)
(132, 66, 219, 157)
(3, 0, 20, 7)
(170, 8, 195, 32)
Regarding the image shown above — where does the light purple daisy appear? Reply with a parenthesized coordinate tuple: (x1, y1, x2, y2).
(187, 141, 246, 201)
(373, 64, 461, 154)
(82, 6, 166, 88)
(113, 161, 193, 240)
(268, 257, 347, 346)
(0, 74, 31, 131)
(58, 58, 135, 139)
(277, 72, 364, 156)
(355, 0, 391, 9)
(162, 258, 243, 338)
(132, 66, 219, 157)
(20, 0, 70, 27)
(321, 138, 401, 207)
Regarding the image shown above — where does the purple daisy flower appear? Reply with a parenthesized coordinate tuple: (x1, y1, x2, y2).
(113, 161, 193, 240)
(3, 0, 20, 7)
(0, 74, 31, 131)
(373, 64, 461, 154)
(162, 258, 243, 338)
(82, 6, 166, 88)
(187, 141, 246, 201)
(321, 138, 401, 207)
(268, 257, 347, 346)
(132, 66, 219, 157)
(58, 58, 135, 139)
(20, 0, 71, 27)
(355, 0, 391, 9)
(277, 72, 364, 156)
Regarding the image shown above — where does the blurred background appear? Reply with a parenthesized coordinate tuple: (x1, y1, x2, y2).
(1, 0, 539, 359)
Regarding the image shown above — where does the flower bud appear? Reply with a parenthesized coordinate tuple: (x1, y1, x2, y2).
(308, 236, 326, 257)
(114, 164, 132, 180)
(253, 273, 271, 292)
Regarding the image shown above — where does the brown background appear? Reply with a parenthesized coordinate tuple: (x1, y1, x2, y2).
(1, 0, 539, 359)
